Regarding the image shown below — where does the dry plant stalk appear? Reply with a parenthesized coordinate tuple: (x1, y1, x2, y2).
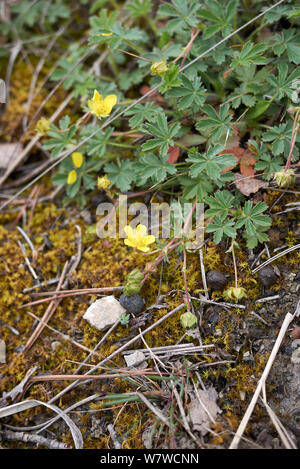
(230, 300, 300, 449)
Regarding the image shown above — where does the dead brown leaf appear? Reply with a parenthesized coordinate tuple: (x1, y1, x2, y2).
(234, 173, 268, 196)
(167, 145, 180, 164)
(220, 146, 257, 176)
(188, 387, 222, 436)
(0, 142, 23, 185)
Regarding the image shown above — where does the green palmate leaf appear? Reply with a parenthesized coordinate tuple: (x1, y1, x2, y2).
(119, 68, 144, 92)
(244, 230, 270, 249)
(81, 125, 114, 157)
(52, 173, 68, 186)
(89, 8, 118, 38)
(206, 217, 237, 244)
(198, 0, 238, 39)
(50, 46, 86, 90)
(231, 41, 268, 69)
(255, 153, 284, 180)
(104, 160, 135, 192)
(159, 63, 181, 93)
(187, 145, 236, 180)
(196, 104, 233, 142)
(273, 29, 300, 65)
(83, 174, 96, 190)
(262, 122, 300, 158)
(235, 201, 272, 238)
(125, 103, 163, 129)
(167, 75, 206, 110)
(265, 4, 294, 23)
(267, 64, 300, 102)
(142, 112, 181, 157)
(205, 190, 235, 221)
(246, 100, 271, 120)
(43, 118, 77, 158)
(66, 177, 81, 198)
(89, 20, 148, 48)
(125, 0, 152, 18)
(157, 0, 200, 33)
(134, 153, 177, 185)
(178, 175, 213, 201)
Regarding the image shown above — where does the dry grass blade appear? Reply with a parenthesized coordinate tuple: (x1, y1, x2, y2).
(230, 300, 300, 449)
(252, 244, 300, 274)
(24, 261, 69, 351)
(136, 392, 172, 429)
(0, 399, 83, 449)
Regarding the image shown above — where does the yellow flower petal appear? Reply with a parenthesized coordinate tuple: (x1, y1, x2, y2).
(137, 245, 150, 253)
(67, 170, 77, 185)
(103, 94, 117, 111)
(124, 225, 134, 238)
(136, 224, 147, 236)
(124, 239, 136, 248)
(72, 152, 83, 168)
(124, 224, 155, 252)
(93, 90, 102, 102)
(143, 235, 156, 245)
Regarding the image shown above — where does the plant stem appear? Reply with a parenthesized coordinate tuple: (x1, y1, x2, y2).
(231, 241, 238, 289)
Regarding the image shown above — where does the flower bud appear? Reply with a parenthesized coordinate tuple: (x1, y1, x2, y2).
(274, 169, 295, 188)
(151, 60, 168, 77)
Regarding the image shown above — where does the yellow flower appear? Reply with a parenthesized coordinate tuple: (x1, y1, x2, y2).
(72, 152, 84, 168)
(124, 224, 155, 253)
(97, 175, 111, 190)
(151, 60, 168, 76)
(67, 170, 77, 185)
(88, 90, 117, 119)
(35, 117, 50, 135)
(274, 169, 295, 188)
(224, 286, 247, 301)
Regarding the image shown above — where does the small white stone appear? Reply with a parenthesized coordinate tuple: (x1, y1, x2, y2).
(0, 340, 6, 363)
(291, 347, 300, 364)
(124, 350, 147, 369)
(83, 296, 126, 331)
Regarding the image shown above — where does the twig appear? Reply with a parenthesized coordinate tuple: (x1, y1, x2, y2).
(230, 300, 300, 449)
(0, 429, 70, 449)
(136, 392, 172, 429)
(255, 295, 280, 304)
(17, 241, 39, 281)
(250, 311, 269, 326)
(45, 304, 186, 408)
(199, 248, 209, 299)
(252, 244, 300, 274)
(25, 311, 100, 357)
(20, 286, 124, 309)
(24, 261, 69, 351)
(190, 295, 245, 310)
(107, 424, 122, 449)
(23, 276, 60, 293)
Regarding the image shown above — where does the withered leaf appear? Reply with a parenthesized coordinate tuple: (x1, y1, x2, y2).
(234, 173, 268, 196)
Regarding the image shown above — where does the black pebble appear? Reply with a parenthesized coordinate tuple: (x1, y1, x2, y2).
(258, 265, 278, 287)
(120, 293, 145, 315)
(206, 270, 227, 290)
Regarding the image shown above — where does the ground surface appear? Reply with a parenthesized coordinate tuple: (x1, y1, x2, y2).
(0, 188, 299, 449)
